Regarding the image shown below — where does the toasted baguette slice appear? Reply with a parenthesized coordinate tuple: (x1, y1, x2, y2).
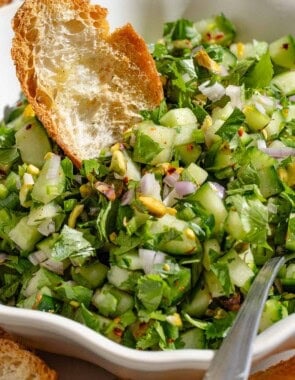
(0, 338, 58, 380)
(250, 355, 295, 380)
(12, 0, 163, 167)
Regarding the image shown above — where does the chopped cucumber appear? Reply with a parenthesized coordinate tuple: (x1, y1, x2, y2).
(181, 162, 208, 186)
(259, 298, 288, 332)
(107, 265, 141, 292)
(74, 303, 111, 333)
(27, 202, 63, 226)
(269, 35, 295, 69)
(15, 121, 52, 168)
(271, 71, 295, 95)
(54, 282, 93, 307)
(145, 214, 202, 255)
(219, 249, 254, 288)
(182, 283, 211, 317)
(112, 250, 143, 271)
(175, 143, 202, 165)
(92, 284, 134, 318)
(71, 261, 108, 289)
(286, 213, 295, 251)
(204, 270, 226, 298)
(8, 216, 42, 252)
(263, 110, 285, 139)
(31, 153, 65, 204)
(22, 267, 63, 298)
(191, 182, 228, 233)
(174, 124, 198, 146)
(244, 105, 270, 131)
(133, 121, 176, 165)
(160, 108, 197, 127)
(257, 166, 283, 198)
(230, 40, 268, 60)
(180, 327, 205, 348)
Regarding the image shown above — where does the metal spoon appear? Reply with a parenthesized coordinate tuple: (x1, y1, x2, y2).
(203, 253, 295, 380)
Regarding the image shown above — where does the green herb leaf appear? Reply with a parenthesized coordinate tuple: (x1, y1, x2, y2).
(52, 225, 95, 262)
(216, 108, 245, 141)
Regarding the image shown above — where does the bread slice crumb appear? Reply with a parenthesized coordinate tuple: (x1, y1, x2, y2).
(11, 0, 163, 167)
(0, 328, 58, 380)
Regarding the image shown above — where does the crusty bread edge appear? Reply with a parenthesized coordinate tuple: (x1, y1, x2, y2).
(11, 0, 163, 167)
(0, 328, 58, 380)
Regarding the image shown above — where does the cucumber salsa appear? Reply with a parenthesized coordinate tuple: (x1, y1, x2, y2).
(0, 15, 295, 350)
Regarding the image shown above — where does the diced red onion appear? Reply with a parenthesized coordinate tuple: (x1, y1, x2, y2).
(121, 188, 135, 206)
(175, 181, 197, 197)
(28, 250, 48, 266)
(163, 171, 180, 187)
(140, 173, 161, 200)
(260, 146, 295, 158)
(258, 140, 295, 157)
(199, 80, 225, 102)
(225, 85, 242, 109)
(41, 259, 64, 275)
(209, 181, 226, 199)
(289, 95, 295, 102)
(139, 248, 166, 274)
(46, 154, 61, 180)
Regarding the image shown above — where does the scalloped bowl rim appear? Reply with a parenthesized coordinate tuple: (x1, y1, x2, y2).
(1, 304, 295, 373)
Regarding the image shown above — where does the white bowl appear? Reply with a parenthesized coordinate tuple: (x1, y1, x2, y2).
(0, 1, 295, 379)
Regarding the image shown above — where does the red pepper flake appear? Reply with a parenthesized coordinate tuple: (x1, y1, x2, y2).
(26, 124, 32, 130)
(282, 43, 289, 50)
(186, 143, 194, 152)
(238, 127, 244, 137)
(206, 32, 212, 40)
(167, 338, 175, 344)
(215, 33, 224, 41)
(167, 166, 177, 175)
(113, 327, 123, 337)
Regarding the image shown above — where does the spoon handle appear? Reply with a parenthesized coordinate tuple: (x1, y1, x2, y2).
(203, 255, 286, 380)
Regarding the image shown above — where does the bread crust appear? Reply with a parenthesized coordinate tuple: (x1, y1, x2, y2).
(0, 337, 58, 380)
(250, 355, 295, 380)
(11, 0, 163, 167)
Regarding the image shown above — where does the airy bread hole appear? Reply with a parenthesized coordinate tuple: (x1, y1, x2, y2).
(25, 28, 38, 42)
(36, 89, 53, 108)
(79, 12, 88, 20)
(64, 20, 85, 34)
(93, 21, 103, 28)
(26, 71, 37, 98)
(90, 11, 102, 20)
